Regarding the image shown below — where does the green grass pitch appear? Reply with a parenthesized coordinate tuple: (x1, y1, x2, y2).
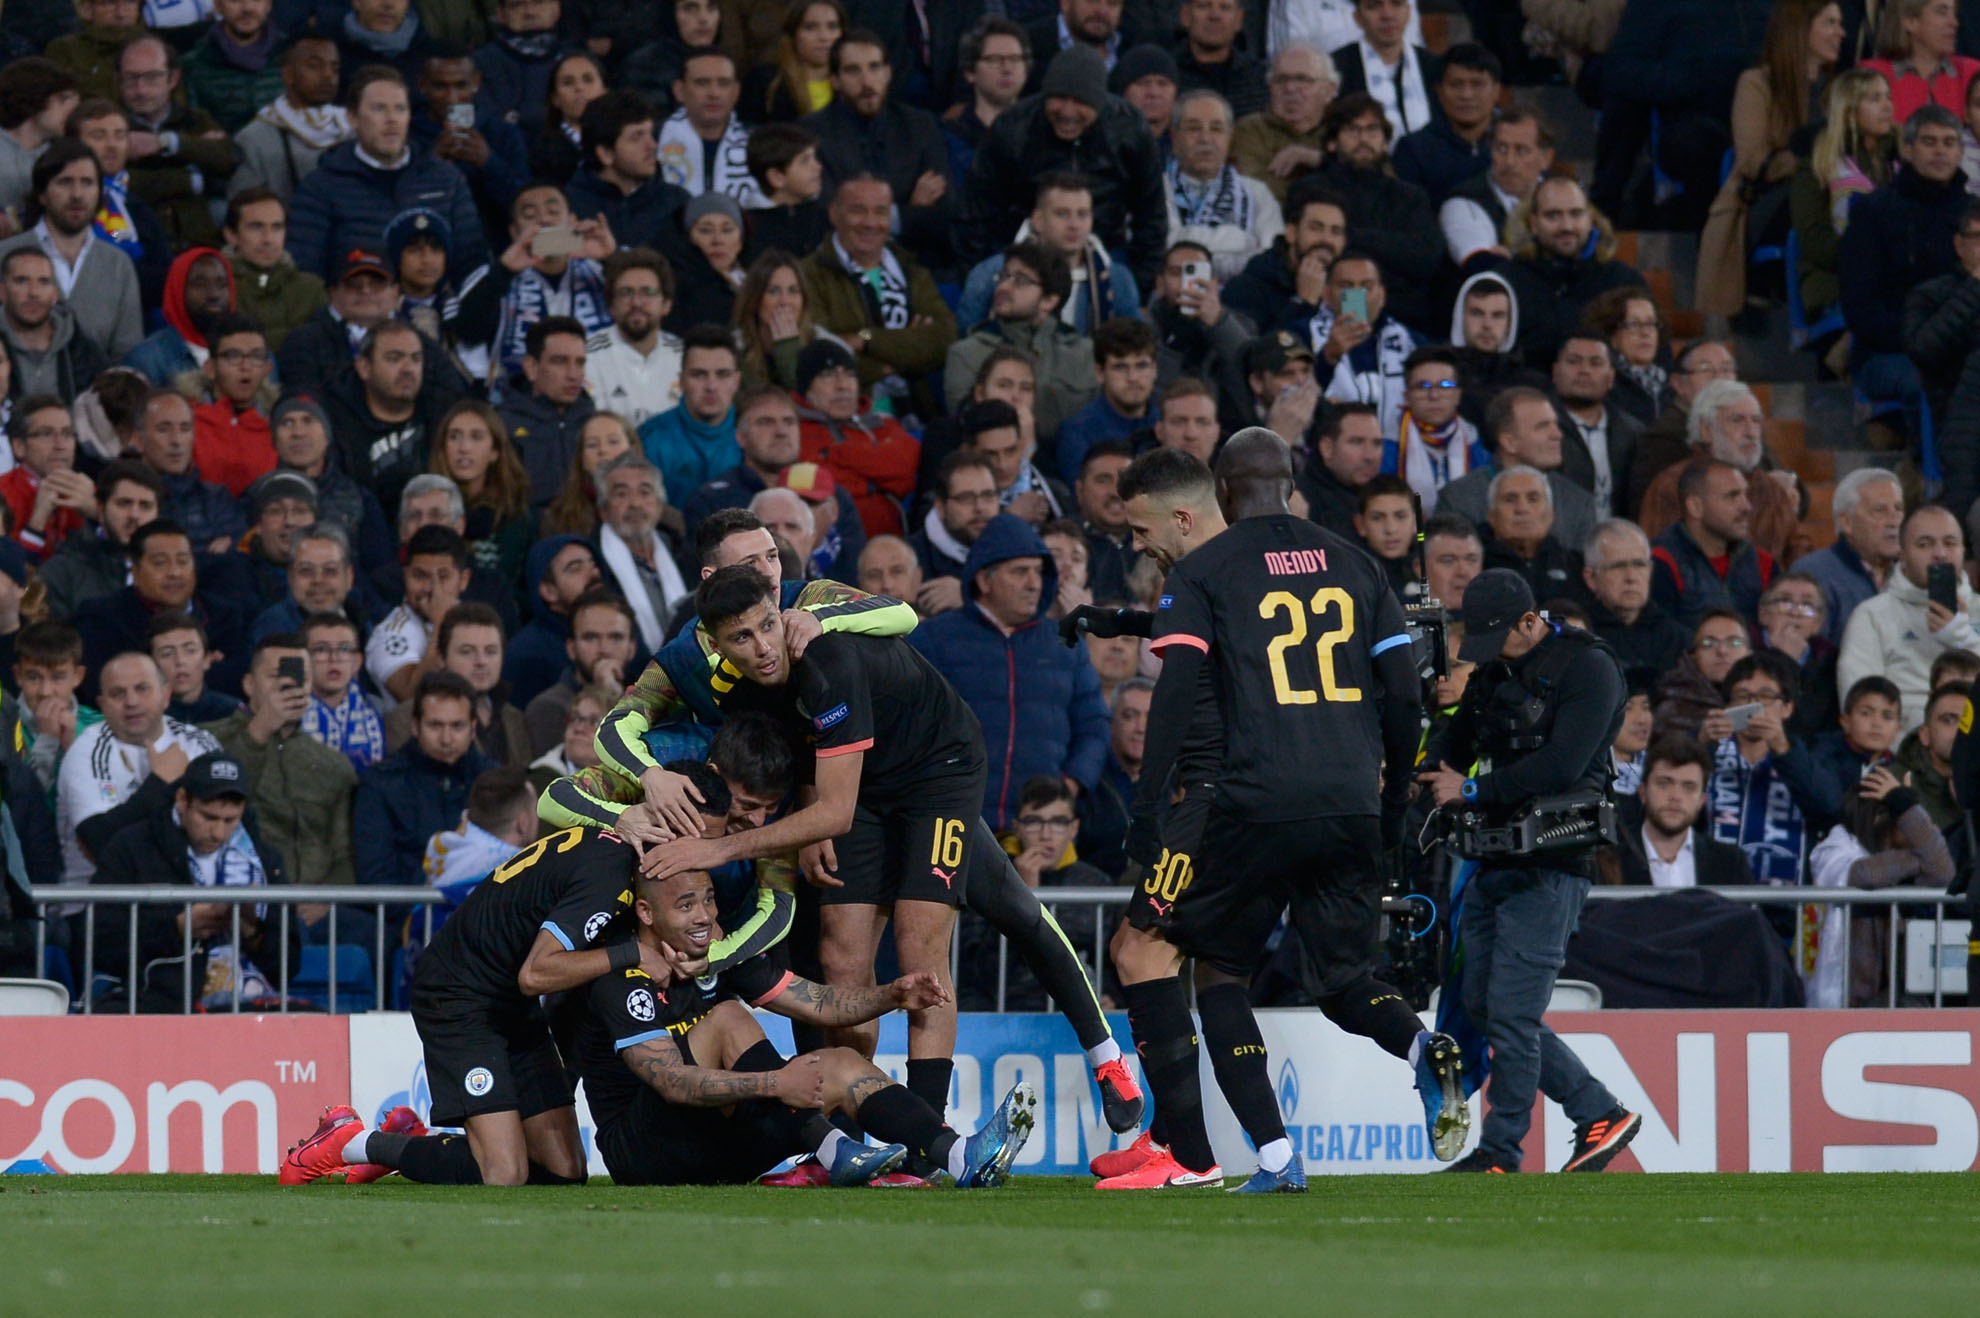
(3, 1173, 1977, 1316)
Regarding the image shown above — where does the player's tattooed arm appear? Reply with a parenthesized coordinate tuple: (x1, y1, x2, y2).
(768, 971, 951, 1026)
(621, 1037, 828, 1109)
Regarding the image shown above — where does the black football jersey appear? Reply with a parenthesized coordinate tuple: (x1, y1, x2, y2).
(1152, 516, 1410, 821)
(570, 951, 792, 1131)
(418, 827, 639, 999)
(717, 633, 985, 806)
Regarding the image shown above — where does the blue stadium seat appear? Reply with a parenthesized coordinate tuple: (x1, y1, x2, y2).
(1784, 230, 1845, 349)
(292, 944, 377, 1014)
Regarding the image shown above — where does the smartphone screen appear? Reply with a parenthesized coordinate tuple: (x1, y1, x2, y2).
(1341, 288, 1369, 322)
(1724, 702, 1763, 733)
(276, 655, 306, 688)
(1928, 562, 1959, 613)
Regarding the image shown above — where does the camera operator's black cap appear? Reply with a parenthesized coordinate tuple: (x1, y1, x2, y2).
(1456, 569, 1536, 664)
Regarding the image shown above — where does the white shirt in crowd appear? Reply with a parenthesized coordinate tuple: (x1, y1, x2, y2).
(585, 327, 683, 428)
(365, 604, 431, 713)
(56, 718, 225, 886)
(1270, 0, 1423, 61)
(1357, 39, 1434, 138)
(1644, 827, 1698, 890)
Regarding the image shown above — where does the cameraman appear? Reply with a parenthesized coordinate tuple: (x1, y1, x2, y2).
(1417, 569, 1640, 1174)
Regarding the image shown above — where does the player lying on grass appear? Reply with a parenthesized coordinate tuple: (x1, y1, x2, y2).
(581, 512, 1140, 1134)
(569, 866, 1037, 1187)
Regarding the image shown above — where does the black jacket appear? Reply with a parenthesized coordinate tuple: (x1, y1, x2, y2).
(801, 98, 955, 273)
(1332, 43, 1446, 119)
(1840, 166, 1966, 366)
(86, 771, 298, 1011)
(500, 388, 599, 511)
(1173, 44, 1268, 118)
(960, 93, 1169, 287)
(1297, 460, 1362, 541)
(74, 573, 255, 702)
(319, 340, 468, 512)
(1221, 237, 1318, 339)
(1649, 522, 1776, 629)
(659, 239, 739, 336)
(563, 167, 692, 253)
(1555, 400, 1644, 515)
(274, 307, 360, 400)
(1482, 528, 1584, 603)
(1502, 250, 1647, 373)
(857, 0, 991, 113)
(1903, 270, 1980, 397)
(1310, 158, 1444, 334)
(1937, 345, 1980, 516)
(1604, 0, 1772, 121)
(1586, 596, 1691, 682)
(1615, 810, 1756, 888)
(1392, 116, 1490, 204)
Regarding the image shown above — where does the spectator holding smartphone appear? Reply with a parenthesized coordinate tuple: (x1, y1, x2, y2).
(1838, 503, 1980, 737)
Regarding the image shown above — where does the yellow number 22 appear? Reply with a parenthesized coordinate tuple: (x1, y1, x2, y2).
(1260, 587, 1362, 705)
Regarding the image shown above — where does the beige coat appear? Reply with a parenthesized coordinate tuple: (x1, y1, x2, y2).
(1230, 113, 1326, 202)
(1697, 68, 1804, 316)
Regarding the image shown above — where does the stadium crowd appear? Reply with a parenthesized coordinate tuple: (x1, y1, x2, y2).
(0, 0, 1973, 1015)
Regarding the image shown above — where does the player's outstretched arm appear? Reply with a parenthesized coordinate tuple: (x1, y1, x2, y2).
(792, 581, 918, 638)
(538, 767, 641, 830)
(517, 929, 688, 996)
(620, 1035, 828, 1109)
(763, 971, 951, 1028)
(643, 751, 863, 879)
(592, 660, 692, 786)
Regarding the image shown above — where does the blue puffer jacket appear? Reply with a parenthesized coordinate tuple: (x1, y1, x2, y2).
(286, 141, 489, 282)
(909, 514, 1110, 828)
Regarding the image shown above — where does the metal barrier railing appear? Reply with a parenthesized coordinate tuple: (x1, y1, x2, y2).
(25, 883, 1970, 1015)
(28, 887, 443, 1016)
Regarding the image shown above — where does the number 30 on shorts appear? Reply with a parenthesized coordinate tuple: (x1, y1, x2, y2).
(1145, 848, 1195, 901)
(928, 818, 966, 869)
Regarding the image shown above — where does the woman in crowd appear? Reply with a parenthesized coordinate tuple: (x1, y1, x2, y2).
(541, 411, 638, 539)
(529, 51, 609, 184)
(665, 194, 748, 333)
(1791, 67, 1897, 324)
(1861, 0, 1979, 122)
(733, 249, 850, 391)
(430, 401, 534, 590)
(741, 0, 844, 124)
(1583, 286, 1672, 424)
(1808, 766, 1955, 1006)
(1698, 0, 1842, 317)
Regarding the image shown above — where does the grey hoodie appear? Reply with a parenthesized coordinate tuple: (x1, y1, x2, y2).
(1449, 269, 1522, 353)
(2, 302, 109, 401)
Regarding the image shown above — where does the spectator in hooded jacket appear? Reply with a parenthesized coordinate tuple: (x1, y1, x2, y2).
(909, 513, 1109, 829)
(1838, 503, 1980, 737)
(125, 246, 235, 387)
(1447, 271, 1547, 421)
(286, 66, 487, 283)
(961, 45, 1169, 288)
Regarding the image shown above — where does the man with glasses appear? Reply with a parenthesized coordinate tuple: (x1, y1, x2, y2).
(1753, 572, 1839, 743)
(1388, 345, 1481, 508)
(584, 249, 680, 429)
(1650, 457, 1775, 630)
(1582, 519, 1687, 677)
(193, 316, 278, 498)
(909, 451, 1002, 616)
(3, 395, 95, 562)
(1231, 46, 1335, 204)
(116, 33, 237, 250)
(1703, 651, 1833, 888)
(300, 611, 386, 771)
(1626, 339, 1737, 517)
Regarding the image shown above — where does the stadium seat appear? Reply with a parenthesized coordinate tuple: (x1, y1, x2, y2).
(0, 978, 71, 1016)
(292, 945, 377, 1014)
(1784, 230, 1845, 349)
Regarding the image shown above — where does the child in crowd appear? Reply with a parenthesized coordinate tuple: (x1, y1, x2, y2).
(150, 611, 241, 724)
(1809, 766, 1956, 1006)
(1354, 474, 1422, 602)
(744, 122, 827, 261)
(298, 612, 386, 772)
(1811, 675, 1902, 805)
(7, 620, 100, 797)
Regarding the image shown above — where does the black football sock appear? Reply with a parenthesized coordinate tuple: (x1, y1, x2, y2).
(965, 833, 1112, 1048)
(1148, 1108, 1170, 1148)
(728, 1039, 817, 1150)
(905, 1057, 953, 1122)
(525, 1162, 587, 1185)
(390, 1133, 483, 1185)
(732, 1040, 786, 1072)
(1121, 977, 1214, 1173)
(856, 1082, 953, 1163)
(1320, 975, 1423, 1060)
(1197, 982, 1286, 1150)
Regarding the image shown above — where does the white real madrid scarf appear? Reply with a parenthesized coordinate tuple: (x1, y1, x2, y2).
(658, 108, 768, 208)
(834, 235, 910, 330)
(1168, 158, 1254, 231)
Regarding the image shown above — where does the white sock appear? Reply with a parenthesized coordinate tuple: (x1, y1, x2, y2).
(1256, 1138, 1292, 1174)
(1407, 1033, 1424, 1066)
(815, 1128, 850, 1165)
(344, 1128, 376, 1164)
(1086, 1038, 1122, 1067)
(945, 1134, 969, 1179)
